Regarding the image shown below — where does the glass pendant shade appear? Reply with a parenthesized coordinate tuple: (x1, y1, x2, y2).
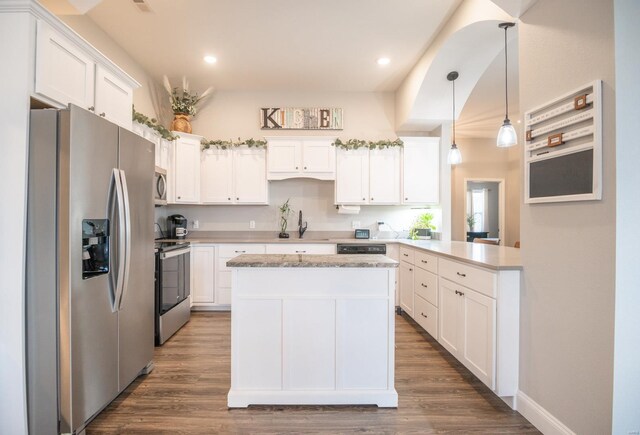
(497, 119, 517, 148)
(447, 144, 462, 165)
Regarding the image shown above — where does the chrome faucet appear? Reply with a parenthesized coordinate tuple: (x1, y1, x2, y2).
(298, 210, 308, 238)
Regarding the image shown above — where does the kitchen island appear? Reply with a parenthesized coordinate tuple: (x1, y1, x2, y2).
(226, 254, 399, 408)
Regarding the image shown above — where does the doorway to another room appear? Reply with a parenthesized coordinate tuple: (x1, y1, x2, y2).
(464, 179, 504, 245)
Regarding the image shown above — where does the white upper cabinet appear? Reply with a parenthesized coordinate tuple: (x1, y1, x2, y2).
(335, 148, 370, 204)
(267, 137, 335, 180)
(335, 147, 401, 205)
(201, 148, 233, 204)
(33, 19, 139, 128)
(233, 147, 268, 204)
(94, 65, 134, 130)
(35, 20, 95, 109)
(401, 137, 440, 204)
(174, 133, 202, 204)
(369, 148, 400, 204)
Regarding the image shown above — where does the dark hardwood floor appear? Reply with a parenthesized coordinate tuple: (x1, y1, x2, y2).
(87, 312, 538, 434)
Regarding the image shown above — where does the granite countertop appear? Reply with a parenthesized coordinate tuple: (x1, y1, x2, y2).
(158, 232, 522, 270)
(226, 254, 399, 268)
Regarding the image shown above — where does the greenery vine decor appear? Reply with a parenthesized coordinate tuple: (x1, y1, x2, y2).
(163, 76, 213, 116)
(332, 138, 404, 150)
(132, 106, 179, 141)
(409, 212, 436, 240)
(201, 137, 268, 151)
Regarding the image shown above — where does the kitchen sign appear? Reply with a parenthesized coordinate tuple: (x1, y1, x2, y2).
(260, 107, 343, 130)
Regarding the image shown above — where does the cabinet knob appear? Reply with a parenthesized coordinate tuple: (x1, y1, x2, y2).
(421, 312, 428, 318)
(228, 197, 231, 200)
(88, 106, 95, 112)
(296, 166, 299, 170)
(178, 196, 181, 199)
(304, 166, 307, 170)
(371, 197, 374, 201)
(409, 268, 413, 272)
(99, 112, 106, 117)
(456, 272, 467, 278)
(405, 197, 408, 200)
(236, 197, 239, 200)
(363, 197, 366, 201)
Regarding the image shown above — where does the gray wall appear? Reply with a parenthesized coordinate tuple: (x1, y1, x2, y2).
(518, 1, 616, 433)
(612, 0, 640, 432)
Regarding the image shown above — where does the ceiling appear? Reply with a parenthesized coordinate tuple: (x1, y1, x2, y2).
(75, 0, 462, 93)
(42, 0, 520, 136)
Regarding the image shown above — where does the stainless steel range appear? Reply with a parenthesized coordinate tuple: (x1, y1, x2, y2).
(155, 241, 191, 345)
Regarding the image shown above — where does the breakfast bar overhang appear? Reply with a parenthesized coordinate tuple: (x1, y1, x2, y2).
(227, 254, 399, 408)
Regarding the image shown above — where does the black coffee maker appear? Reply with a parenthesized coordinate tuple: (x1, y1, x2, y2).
(167, 214, 188, 239)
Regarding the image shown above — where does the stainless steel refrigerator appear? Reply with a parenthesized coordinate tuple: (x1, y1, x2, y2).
(26, 105, 155, 434)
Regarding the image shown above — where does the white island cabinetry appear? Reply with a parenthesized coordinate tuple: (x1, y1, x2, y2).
(227, 254, 398, 408)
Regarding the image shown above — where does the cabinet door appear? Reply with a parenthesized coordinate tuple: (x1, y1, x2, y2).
(94, 65, 134, 130)
(35, 20, 95, 109)
(302, 139, 335, 175)
(438, 279, 462, 356)
(201, 148, 233, 204)
(399, 262, 414, 317)
(174, 136, 201, 203)
(402, 138, 440, 204)
(267, 139, 301, 178)
(335, 148, 369, 204)
(461, 288, 496, 389)
(233, 147, 268, 204)
(158, 139, 171, 170)
(191, 246, 215, 303)
(369, 148, 400, 204)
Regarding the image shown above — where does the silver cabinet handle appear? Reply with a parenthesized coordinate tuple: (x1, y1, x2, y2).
(363, 197, 366, 200)
(405, 197, 408, 200)
(409, 268, 413, 272)
(295, 250, 306, 253)
(303, 166, 307, 170)
(403, 253, 408, 257)
(421, 312, 428, 318)
(421, 260, 428, 264)
(236, 197, 240, 200)
(454, 290, 465, 296)
(456, 272, 466, 277)
(296, 166, 299, 170)
(228, 197, 231, 200)
(234, 250, 246, 253)
(421, 283, 428, 288)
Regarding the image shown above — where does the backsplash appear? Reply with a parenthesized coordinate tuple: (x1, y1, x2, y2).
(155, 179, 442, 237)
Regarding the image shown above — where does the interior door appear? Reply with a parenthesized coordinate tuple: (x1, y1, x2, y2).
(117, 127, 155, 390)
(64, 105, 119, 431)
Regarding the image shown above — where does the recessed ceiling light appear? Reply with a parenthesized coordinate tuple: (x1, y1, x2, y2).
(204, 55, 217, 64)
(377, 57, 390, 66)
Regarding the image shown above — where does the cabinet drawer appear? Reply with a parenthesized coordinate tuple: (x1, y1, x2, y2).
(399, 247, 414, 264)
(414, 268, 438, 306)
(414, 295, 438, 339)
(439, 258, 496, 298)
(218, 244, 266, 258)
(414, 250, 438, 274)
(264, 244, 336, 255)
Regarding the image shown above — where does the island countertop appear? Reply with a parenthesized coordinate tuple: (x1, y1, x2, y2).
(226, 253, 399, 268)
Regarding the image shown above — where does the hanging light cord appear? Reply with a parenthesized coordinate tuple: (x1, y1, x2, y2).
(452, 77, 456, 144)
(503, 26, 509, 121)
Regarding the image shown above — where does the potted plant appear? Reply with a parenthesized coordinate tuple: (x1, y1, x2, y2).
(163, 76, 213, 134)
(466, 213, 477, 231)
(278, 199, 293, 238)
(409, 212, 436, 240)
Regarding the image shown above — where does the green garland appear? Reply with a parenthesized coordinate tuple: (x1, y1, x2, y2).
(332, 138, 404, 150)
(201, 137, 268, 151)
(132, 106, 178, 141)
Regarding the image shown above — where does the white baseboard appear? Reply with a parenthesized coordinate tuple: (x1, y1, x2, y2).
(516, 391, 575, 435)
(190, 305, 230, 312)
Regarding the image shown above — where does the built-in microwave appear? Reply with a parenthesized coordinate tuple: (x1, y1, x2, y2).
(154, 166, 167, 206)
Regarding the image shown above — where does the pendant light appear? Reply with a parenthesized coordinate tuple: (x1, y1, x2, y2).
(447, 71, 462, 165)
(497, 22, 517, 148)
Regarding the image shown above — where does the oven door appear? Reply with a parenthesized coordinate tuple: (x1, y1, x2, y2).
(154, 167, 167, 206)
(158, 247, 190, 315)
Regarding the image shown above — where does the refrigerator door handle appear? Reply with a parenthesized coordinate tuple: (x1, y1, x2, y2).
(118, 169, 132, 311)
(108, 168, 126, 312)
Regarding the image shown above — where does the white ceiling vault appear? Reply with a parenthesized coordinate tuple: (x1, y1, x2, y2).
(41, 0, 526, 137)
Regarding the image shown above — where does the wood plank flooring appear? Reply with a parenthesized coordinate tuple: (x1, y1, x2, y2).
(87, 312, 538, 434)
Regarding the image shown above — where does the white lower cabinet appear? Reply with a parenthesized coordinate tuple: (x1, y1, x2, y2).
(399, 261, 414, 317)
(191, 245, 215, 304)
(215, 244, 266, 308)
(438, 277, 495, 389)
